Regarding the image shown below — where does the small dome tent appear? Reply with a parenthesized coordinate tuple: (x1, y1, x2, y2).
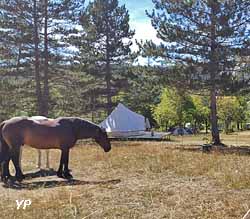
(172, 127, 189, 135)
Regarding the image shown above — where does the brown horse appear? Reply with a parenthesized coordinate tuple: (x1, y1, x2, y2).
(0, 116, 111, 182)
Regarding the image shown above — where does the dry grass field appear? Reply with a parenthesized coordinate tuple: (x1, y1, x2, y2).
(1, 132, 250, 219)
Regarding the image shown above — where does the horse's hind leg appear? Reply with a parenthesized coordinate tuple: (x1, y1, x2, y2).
(0, 142, 11, 182)
(11, 146, 25, 181)
(1, 159, 11, 182)
(4, 159, 11, 178)
(0, 162, 6, 182)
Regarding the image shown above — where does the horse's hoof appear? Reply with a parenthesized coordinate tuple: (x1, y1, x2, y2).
(1, 173, 11, 181)
(63, 172, 73, 179)
(16, 174, 25, 182)
(1, 175, 11, 184)
(57, 172, 64, 178)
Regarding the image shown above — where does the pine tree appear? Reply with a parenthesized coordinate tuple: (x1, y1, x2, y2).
(74, 0, 134, 115)
(0, 0, 34, 72)
(0, 0, 84, 116)
(140, 0, 250, 145)
(37, 0, 84, 116)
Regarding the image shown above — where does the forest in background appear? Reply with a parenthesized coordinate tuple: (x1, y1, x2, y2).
(0, 0, 249, 142)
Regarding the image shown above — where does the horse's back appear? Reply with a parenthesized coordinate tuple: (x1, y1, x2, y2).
(2, 116, 75, 149)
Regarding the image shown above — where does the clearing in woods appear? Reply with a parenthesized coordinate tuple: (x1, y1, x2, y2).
(0, 132, 250, 218)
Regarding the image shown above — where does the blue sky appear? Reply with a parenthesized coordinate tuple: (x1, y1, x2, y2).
(119, 0, 161, 50)
(85, 0, 161, 50)
(120, 0, 154, 22)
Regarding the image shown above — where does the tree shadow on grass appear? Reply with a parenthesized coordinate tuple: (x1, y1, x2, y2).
(2, 169, 121, 190)
(171, 145, 250, 156)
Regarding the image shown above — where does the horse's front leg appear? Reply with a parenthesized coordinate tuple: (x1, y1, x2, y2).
(57, 147, 72, 179)
(63, 148, 72, 179)
(57, 150, 64, 178)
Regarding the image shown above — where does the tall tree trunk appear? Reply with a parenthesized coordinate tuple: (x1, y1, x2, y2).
(105, 61, 112, 115)
(91, 91, 96, 122)
(209, 4, 221, 145)
(105, 35, 112, 115)
(205, 119, 208, 134)
(33, 0, 43, 115)
(43, 0, 49, 116)
(17, 44, 21, 71)
(210, 88, 221, 144)
(194, 121, 197, 133)
(225, 120, 229, 134)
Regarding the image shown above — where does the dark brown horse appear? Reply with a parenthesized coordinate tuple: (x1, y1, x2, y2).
(0, 116, 111, 182)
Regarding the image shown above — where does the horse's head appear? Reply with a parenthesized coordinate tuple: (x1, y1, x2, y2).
(95, 127, 111, 152)
(72, 118, 111, 152)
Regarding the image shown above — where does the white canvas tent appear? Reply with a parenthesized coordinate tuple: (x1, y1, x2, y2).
(100, 103, 151, 137)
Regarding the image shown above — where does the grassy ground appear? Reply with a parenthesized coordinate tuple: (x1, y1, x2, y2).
(170, 130, 250, 146)
(1, 132, 250, 218)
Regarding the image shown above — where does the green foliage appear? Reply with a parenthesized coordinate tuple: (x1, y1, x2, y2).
(153, 87, 195, 130)
(153, 88, 211, 131)
(217, 96, 249, 132)
(191, 95, 210, 129)
(153, 91, 250, 133)
(0, 77, 37, 121)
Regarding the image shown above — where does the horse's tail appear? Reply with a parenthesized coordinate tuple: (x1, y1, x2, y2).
(0, 122, 7, 163)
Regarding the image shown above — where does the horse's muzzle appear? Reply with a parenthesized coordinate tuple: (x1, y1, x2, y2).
(104, 147, 111, 152)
